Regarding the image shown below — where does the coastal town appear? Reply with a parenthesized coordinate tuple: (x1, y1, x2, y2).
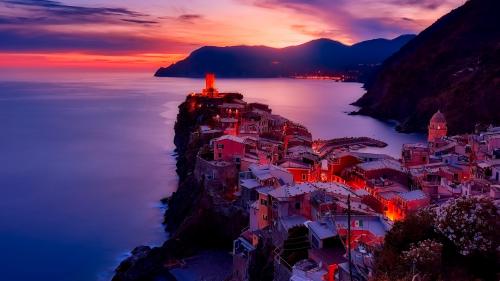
(169, 74, 499, 281)
(2, 0, 498, 280)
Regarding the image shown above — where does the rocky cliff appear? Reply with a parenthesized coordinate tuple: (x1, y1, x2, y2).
(112, 95, 248, 281)
(354, 0, 500, 134)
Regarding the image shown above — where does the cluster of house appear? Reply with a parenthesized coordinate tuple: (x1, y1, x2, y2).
(188, 75, 500, 281)
(402, 111, 500, 205)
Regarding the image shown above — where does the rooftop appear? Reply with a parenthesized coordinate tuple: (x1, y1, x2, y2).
(257, 186, 275, 195)
(334, 151, 393, 161)
(279, 159, 311, 169)
(280, 215, 308, 231)
(357, 159, 404, 172)
(287, 145, 315, 155)
(269, 182, 357, 200)
(269, 183, 317, 199)
(307, 220, 335, 240)
(214, 134, 245, 144)
(403, 143, 429, 149)
(430, 110, 446, 123)
(334, 215, 391, 237)
(398, 189, 428, 201)
(249, 164, 293, 184)
(290, 259, 327, 281)
(240, 178, 261, 189)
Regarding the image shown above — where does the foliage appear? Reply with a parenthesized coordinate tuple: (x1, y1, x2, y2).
(374, 208, 437, 279)
(402, 239, 443, 279)
(435, 196, 498, 255)
(249, 235, 274, 281)
(281, 225, 310, 269)
(373, 196, 499, 280)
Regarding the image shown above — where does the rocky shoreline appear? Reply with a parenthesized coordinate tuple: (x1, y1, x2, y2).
(112, 92, 249, 281)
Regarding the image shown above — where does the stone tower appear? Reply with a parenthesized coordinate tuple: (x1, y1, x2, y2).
(428, 110, 447, 142)
(202, 73, 218, 97)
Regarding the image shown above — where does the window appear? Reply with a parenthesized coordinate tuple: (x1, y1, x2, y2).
(301, 174, 307, 181)
(403, 150, 411, 159)
(295, 202, 301, 209)
(217, 143, 224, 149)
(218, 153, 222, 159)
(235, 157, 241, 163)
(263, 215, 268, 221)
(260, 199, 268, 206)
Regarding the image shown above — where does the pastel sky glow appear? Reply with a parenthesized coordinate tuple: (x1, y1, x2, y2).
(0, 0, 465, 69)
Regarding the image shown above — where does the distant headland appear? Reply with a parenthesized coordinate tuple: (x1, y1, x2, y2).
(154, 35, 415, 82)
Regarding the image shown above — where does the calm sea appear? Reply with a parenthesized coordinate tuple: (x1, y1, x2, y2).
(0, 70, 424, 281)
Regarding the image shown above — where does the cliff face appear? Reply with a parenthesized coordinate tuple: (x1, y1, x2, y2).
(112, 95, 248, 281)
(354, 0, 500, 134)
(154, 35, 415, 80)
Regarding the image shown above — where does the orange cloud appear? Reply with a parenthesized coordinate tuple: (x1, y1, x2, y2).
(0, 52, 187, 70)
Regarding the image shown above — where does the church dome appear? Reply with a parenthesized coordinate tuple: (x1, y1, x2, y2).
(430, 110, 446, 124)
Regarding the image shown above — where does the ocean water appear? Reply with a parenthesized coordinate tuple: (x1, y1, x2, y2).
(0, 70, 424, 281)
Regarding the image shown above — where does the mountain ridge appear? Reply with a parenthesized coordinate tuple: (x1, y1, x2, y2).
(155, 35, 415, 79)
(354, 0, 500, 134)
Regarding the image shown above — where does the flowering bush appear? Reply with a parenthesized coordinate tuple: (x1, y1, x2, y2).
(435, 196, 498, 255)
(402, 239, 443, 272)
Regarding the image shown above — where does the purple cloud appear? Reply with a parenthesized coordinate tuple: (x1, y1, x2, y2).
(0, 28, 195, 54)
(249, 0, 463, 41)
(0, 0, 154, 25)
(178, 14, 203, 21)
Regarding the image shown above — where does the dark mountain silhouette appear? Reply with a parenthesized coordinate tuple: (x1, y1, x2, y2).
(354, 0, 500, 134)
(154, 35, 415, 79)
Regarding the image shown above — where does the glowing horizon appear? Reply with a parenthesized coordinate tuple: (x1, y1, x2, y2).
(0, 0, 465, 69)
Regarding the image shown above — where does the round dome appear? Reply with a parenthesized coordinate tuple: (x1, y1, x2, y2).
(430, 110, 446, 123)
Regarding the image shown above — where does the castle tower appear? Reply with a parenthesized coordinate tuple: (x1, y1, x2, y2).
(428, 110, 447, 142)
(202, 73, 218, 97)
(205, 73, 215, 90)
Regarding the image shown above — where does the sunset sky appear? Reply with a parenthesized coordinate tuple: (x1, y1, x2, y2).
(0, 0, 465, 70)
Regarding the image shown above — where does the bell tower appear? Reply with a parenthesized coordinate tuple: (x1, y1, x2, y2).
(428, 110, 447, 142)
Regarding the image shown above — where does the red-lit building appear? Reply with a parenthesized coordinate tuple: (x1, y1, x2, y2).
(402, 143, 430, 167)
(349, 159, 408, 189)
(213, 135, 246, 163)
(280, 159, 320, 183)
(390, 190, 430, 220)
